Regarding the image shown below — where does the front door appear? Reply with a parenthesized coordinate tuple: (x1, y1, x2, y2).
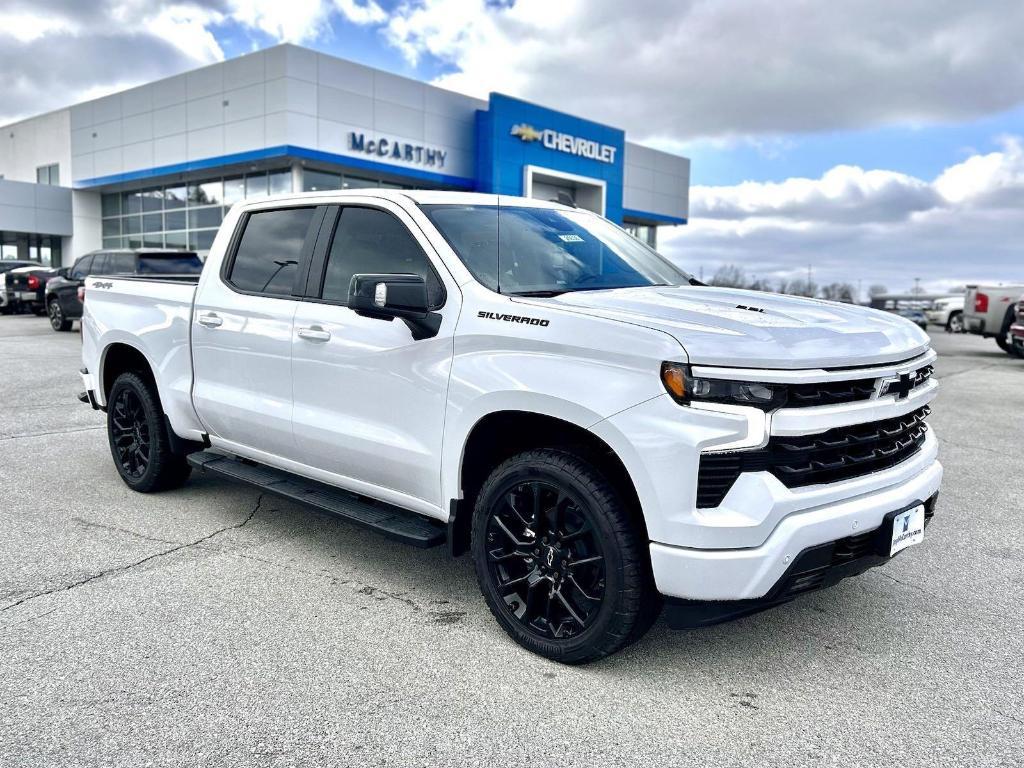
(290, 201, 458, 514)
(191, 205, 322, 458)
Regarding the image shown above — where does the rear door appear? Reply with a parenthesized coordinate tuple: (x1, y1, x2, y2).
(290, 201, 459, 512)
(191, 204, 325, 458)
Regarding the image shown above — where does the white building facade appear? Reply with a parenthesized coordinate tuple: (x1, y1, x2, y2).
(0, 44, 690, 267)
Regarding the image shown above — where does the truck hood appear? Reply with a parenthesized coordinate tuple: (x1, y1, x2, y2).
(526, 285, 930, 369)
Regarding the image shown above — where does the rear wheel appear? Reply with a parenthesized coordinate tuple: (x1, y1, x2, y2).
(471, 449, 659, 664)
(946, 311, 963, 334)
(107, 372, 191, 492)
(48, 299, 72, 331)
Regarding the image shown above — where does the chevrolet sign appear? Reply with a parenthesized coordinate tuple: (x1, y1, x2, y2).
(510, 123, 617, 164)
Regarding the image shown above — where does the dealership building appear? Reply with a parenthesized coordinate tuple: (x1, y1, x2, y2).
(0, 44, 689, 268)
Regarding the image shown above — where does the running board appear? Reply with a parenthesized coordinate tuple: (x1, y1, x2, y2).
(186, 451, 446, 548)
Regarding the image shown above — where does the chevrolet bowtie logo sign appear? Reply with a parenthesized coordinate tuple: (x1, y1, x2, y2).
(510, 123, 542, 142)
(509, 123, 617, 164)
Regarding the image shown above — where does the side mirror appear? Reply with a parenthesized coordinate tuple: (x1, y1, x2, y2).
(348, 273, 442, 340)
(57, 267, 70, 278)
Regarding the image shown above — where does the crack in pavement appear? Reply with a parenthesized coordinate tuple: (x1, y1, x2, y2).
(0, 494, 264, 617)
(0, 425, 105, 441)
(71, 517, 183, 546)
(937, 435, 1007, 457)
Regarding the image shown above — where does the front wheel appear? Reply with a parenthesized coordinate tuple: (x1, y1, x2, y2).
(107, 372, 191, 492)
(471, 449, 659, 664)
(48, 299, 72, 331)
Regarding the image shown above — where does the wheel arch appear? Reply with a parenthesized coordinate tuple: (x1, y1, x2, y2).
(447, 407, 650, 558)
(100, 342, 161, 404)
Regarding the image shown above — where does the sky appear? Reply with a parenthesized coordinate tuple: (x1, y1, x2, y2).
(0, 0, 1021, 296)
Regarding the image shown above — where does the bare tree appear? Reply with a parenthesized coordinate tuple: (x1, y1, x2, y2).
(819, 282, 857, 302)
(868, 283, 889, 297)
(779, 278, 818, 297)
(709, 264, 748, 288)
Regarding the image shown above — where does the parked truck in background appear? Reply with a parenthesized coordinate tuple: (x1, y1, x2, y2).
(79, 190, 942, 663)
(963, 284, 1024, 357)
(925, 295, 964, 333)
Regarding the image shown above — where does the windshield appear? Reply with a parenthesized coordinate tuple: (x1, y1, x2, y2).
(421, 204, 691, 296)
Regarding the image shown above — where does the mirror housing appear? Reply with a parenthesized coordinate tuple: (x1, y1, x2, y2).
(57, 267, 71, 278)
(348, 273, 441, 340)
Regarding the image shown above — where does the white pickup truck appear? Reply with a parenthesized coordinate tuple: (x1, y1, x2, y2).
(80, 190, 942, 663)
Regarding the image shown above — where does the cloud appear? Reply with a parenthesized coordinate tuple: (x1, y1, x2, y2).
(659, 136, 1024, 293)
(384, 0, 1024, 143)
(0, 0, 387, 124)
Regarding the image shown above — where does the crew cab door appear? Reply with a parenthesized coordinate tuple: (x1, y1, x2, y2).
(290, 201, 459, 514)
(191, 204, 324, 458)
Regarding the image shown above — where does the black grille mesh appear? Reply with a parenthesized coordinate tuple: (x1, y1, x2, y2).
(787, 378, 876, 407)
(697, 406, 930, 508)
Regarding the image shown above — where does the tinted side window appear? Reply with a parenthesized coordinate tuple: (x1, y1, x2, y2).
(139, 255, 204, 274)
(228, 208, 316, 295)
(70, 255, 94, 280)
(107, 253, 135, 273)
(91, 254, 109, 275)
(321, 207, 444, 308)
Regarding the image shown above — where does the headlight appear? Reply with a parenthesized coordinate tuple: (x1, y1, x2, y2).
(660, 362, 787, 410)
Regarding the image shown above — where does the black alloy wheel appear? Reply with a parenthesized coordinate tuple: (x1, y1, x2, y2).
(484, 479, 607, 640)
(106, 372, 191, 492)
(111, 387, 151, 480)
(48, 299, 71, 331)
(471, 449, 659, 663)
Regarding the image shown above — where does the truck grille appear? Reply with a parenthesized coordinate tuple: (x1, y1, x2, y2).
(782, 363, 932, 408)
(787, 378, 876, 407)
(696, 406, 930, 508)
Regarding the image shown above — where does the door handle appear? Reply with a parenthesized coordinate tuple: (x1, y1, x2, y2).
(297, 326, 331, 342)
(197, 312, 223, 328)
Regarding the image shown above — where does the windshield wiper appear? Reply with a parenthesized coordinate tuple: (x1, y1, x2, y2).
(509, 289, 567, 297)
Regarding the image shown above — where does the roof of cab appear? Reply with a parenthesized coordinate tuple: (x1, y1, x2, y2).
(232, 188, 574, 212)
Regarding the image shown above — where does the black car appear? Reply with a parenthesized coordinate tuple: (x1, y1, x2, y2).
(4, 265, 58, 316)
(45, 249, 204, 331)
(0, 260, 39, 314)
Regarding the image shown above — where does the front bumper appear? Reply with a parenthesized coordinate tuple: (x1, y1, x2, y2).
(649, 452, 942, 602)
(662, 494, 938, 628)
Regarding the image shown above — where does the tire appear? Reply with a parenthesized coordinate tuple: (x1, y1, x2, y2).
(946, 312, 963, 334)
(471, 448, 659, 664)
(996, 333, 1021, 356)
(48, 299, 72, 331)
(106, 372, 191, 493)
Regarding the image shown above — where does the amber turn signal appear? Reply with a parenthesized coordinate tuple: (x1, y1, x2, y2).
(660, 362, 688, 402)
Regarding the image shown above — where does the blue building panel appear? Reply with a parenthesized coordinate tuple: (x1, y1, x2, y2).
(476, 93, 627, 223)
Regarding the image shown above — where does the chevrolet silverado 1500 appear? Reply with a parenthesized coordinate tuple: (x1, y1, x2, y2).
(80, 190, 942, 663)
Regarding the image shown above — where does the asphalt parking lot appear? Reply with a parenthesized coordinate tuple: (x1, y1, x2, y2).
(1, 315, 1021, 767)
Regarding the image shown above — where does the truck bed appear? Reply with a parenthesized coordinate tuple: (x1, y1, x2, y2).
(81, 274, 202, 441)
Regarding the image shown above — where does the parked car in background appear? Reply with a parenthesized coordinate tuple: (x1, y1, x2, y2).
(896, 308, 929, 331)
(0, 260, 39, 314)
(4, 265, 58, 316)
(925, 295, 964, 333)
(45, 249, 204, 331)
(963, 284, 1024, 357)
